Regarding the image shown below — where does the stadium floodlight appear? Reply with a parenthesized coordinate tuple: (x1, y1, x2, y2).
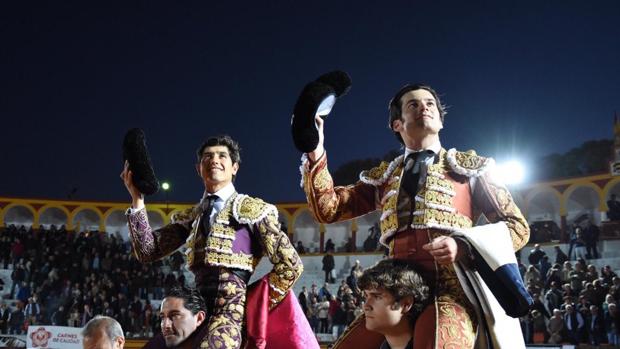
(494, 160, 525, 185)
(161, 181, 171, 210)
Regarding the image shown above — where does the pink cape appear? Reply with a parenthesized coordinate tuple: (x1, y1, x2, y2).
(245, 275, 320, 349)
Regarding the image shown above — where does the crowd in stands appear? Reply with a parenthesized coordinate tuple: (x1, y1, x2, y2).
(298, 259, 368, 338)
(0, 224, 186, 337)
(519, 237, 620, 346)
(4, 218, 620, 347)
(294, 223, 384, 255)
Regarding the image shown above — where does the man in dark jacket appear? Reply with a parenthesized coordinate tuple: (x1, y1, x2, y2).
(322, 252, 335, 283)
(0, 303, 10, 334)
(588, 305, 606, 346)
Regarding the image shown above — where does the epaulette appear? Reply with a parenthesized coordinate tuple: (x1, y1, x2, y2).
(171, 206, 199, 224)
(359, 155, 404, 186)
(232, 194, 278, 225)
(446, 148, 494, 177)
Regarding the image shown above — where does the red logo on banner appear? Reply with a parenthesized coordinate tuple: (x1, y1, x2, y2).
(30, 327, 52, 347)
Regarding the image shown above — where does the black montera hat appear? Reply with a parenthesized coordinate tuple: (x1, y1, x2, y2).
(291, 71, 352, 153)
(122, 128, 159, 195)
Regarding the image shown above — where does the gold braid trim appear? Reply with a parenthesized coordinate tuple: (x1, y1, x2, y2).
(409, 157, 473, 230)
(359, 155, 404, 186)
(378, 163, 403, 245)
(446, 148, 494, 177)
(233, 194, 278, 225)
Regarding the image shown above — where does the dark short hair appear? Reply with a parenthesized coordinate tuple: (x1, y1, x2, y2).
(164, 285, 207, 315)
(387, 84, 447, 145)
(196, 135, 242, 165)
(358, 259, 429, 322)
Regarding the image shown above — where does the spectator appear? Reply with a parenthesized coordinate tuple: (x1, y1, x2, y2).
(319, 283, 332, 301)
(574, 228, 587, 261)
(67, 308, 80, 327)
(554, 246, 568, 265)
(568, 264, 583, 292)
(530, 294, 550, 320)
(10, 238, 24, 267)
(346, 269, 360, 299)
(531, 310, 546, 343)
(528, 244, 546, 266)
(317, 296, 330, 333)
(545, 264, 562, 290)
(524, 265, 542, 288)
(322, 251, 335, 283)
(605, 303, 620, 346)
(82, 315, 125, 349)
(10, 263, 25, 298)
(51, 305, 67, 326)
(9, 303, 25, 335)
(24, 296, 40, 325)
(547, 309, 563, 344)
(325, 238, 335, 253)
(568, 224, 579, 260)
(584, 221, 600, 259)
(585, 264, 599, 283)
(539, 256, 551, 283)
(81, 304, 94, 327)
(608, 194, 620, 221)
(544, 282, 563, 315)
(561, 262, 573, 284)
(307, 296, 318, 333)
(296, 241, 306, 254)
(362, 224, 380, 252)
(0, 303, 9, 334)
(351, 260, 364, 279)
(16, 281, 31, 304)
(310, 284, 319, 300)
(331, 297, 347, 339)
(588, 305, 606, 347)
(601, 265, 618, 286)
(298, 286, 309, 315)
(563, 304, 584, 345)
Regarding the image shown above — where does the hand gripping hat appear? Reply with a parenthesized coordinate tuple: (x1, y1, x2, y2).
(291, 71, 352, 153)
(122, 128, 159, 195)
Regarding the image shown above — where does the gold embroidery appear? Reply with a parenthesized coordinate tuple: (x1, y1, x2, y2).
(360, 161, 390, 182)
(236, 196, 268, 223)
(455, 149, 487, 170)
(313, 166, 332, 191)
(436, 301, 476, 349)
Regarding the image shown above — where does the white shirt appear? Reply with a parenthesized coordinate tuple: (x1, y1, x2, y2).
(402, 140, 441, 187)
(403, 140, 441, 166)
(200, 182, 236, 224)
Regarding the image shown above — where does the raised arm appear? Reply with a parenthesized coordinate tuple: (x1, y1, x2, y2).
(301, 117, 377, 223)
(121, 161, 192, 262)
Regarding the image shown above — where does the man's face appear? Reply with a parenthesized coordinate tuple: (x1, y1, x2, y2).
(160, 297, 205, 348)
(392, 89, 442, 144)
(363, 288, 412, 334)
(196, 145, 239, 192)
(82, 328, 124, 349)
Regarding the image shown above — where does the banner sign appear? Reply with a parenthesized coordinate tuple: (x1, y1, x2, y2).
(27, 326, 82, 349)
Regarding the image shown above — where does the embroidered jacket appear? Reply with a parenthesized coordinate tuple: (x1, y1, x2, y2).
(126, 192, 303, 307)
(301, 148, 529, 252)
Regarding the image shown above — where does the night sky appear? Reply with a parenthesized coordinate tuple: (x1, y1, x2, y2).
(2, 1, 619, 205)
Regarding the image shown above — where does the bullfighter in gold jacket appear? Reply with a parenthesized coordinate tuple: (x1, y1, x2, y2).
(122, 135, 303, 349)
(300, 84, 529, 348)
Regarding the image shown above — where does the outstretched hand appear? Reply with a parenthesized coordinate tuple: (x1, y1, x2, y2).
(120, 160, 145, 209)
(308, 116, 325, 162)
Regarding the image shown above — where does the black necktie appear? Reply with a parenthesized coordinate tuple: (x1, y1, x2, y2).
(402, 150, 434, 199)
(201, 195, 218, 237)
